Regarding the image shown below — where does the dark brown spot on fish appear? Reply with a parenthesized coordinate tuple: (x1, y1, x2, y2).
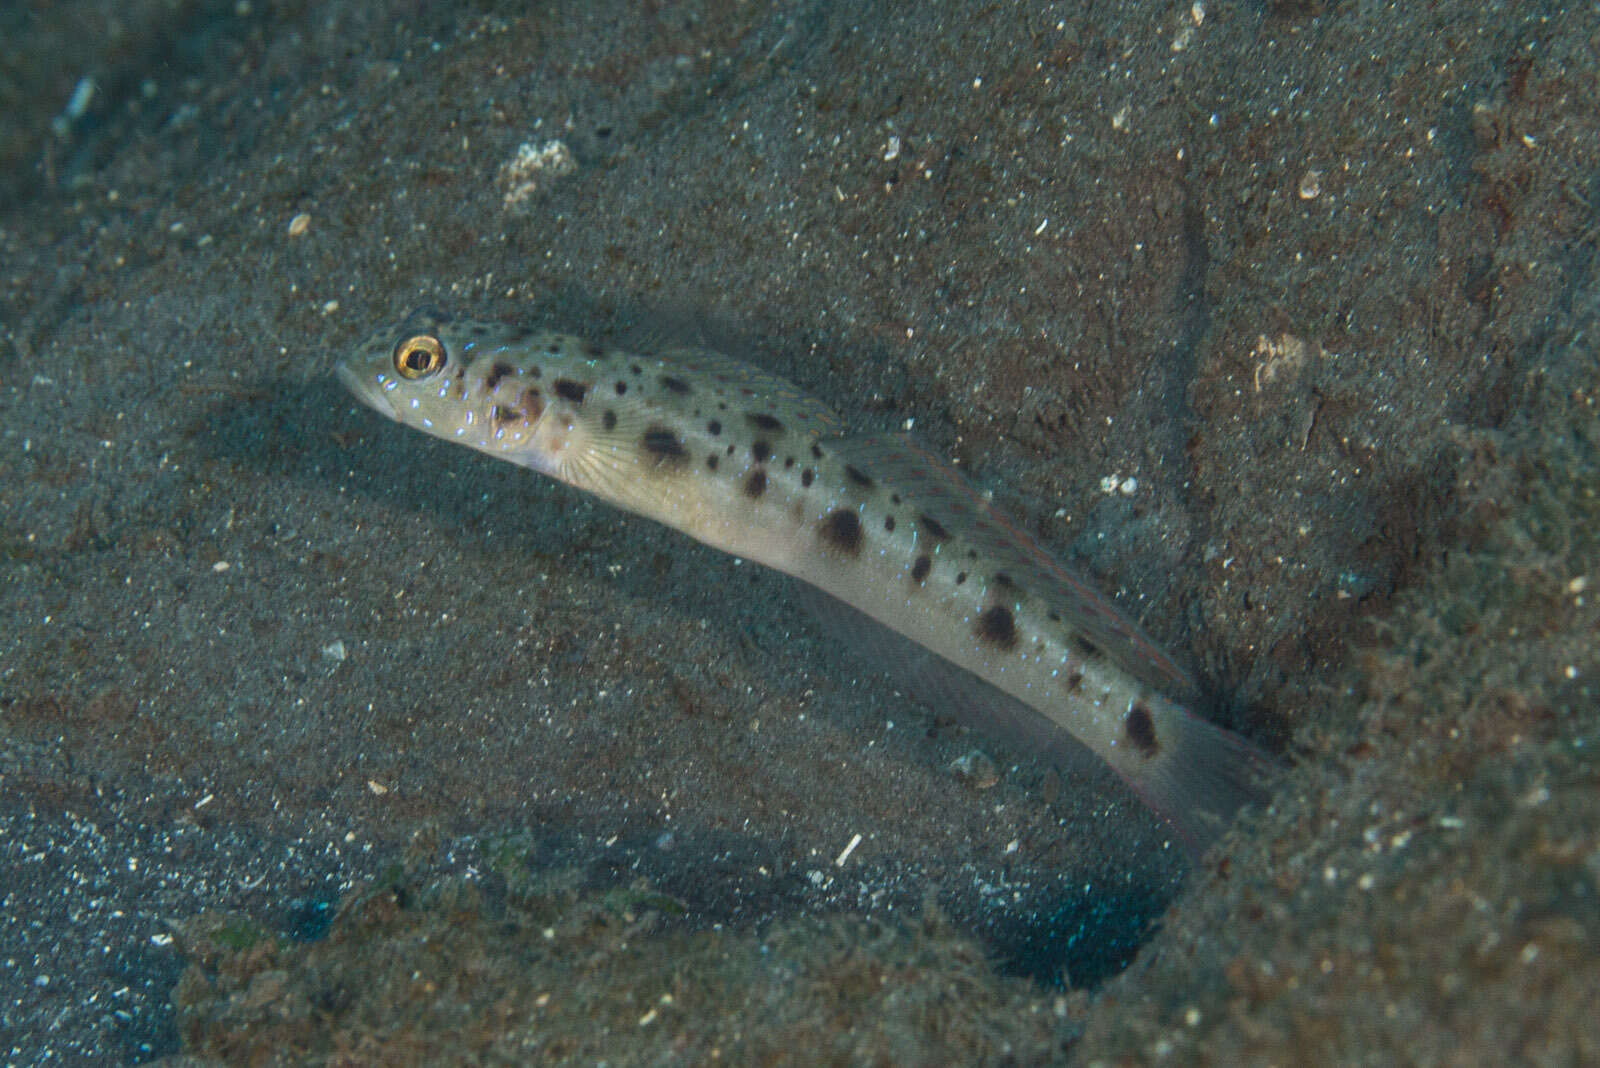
(492, 404, 519, 425)
(845, 465, 873, 488)
(1066, 671, 1084, 692)
(1125, 704, 1159, 757)
(891, 493, 902, 504)
(706, 454, 719, 471)
(784, 456, 795, 468)
(976, 605, 1018, 650)
(744, 470, 767, 498)
(800, 468, 815, 488)
(919, 514, 950, 541)
(1047, 610, 1062, 623)
(993, 572, 1016, 590)
(884, 516, 896, 532)
(955, 572, 967, 585)
(819, 509, 863, 555)
(748, 412, 783, 432)
(659, 375, 691, 395)
(911, 555, 931, 583)
(641, 426, 688, 465)
(630, 364, 643, 376)
(520, 388, 544, 420)
(707, 419, 722, 436)
(485, 361, 515, 390)
(584, 342, 603, 358)
(602, 410, 617, 431)
(1074, 636, 1100, 659)
(752, 441, 771, 463)
(615, 380, 628, 396)
(554, 379, 587, 404)
(811, 443, 824, 459)
(529, 365, 543, 379)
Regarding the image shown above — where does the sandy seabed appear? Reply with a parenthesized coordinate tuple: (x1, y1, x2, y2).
(2, 1, 1596, 1063)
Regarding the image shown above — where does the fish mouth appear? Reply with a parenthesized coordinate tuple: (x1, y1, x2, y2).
(336, 360, 397, 419)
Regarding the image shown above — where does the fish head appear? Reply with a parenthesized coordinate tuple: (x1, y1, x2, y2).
(337, 307, 586, 473)
(338, 306, 454, 419)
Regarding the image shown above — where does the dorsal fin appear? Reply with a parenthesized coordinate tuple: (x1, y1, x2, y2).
(828, 432, 1199, 700)
(652, 345, 846, 439)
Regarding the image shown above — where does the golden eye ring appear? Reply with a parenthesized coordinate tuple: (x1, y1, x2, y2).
(393, 334, 447, 379)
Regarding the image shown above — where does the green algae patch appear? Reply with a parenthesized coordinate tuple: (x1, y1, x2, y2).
(173, 912, 280, 962)
(172, 874, 1078, 1065)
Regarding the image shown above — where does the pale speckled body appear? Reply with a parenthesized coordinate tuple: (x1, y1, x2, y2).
(339, 308, 1271, 853)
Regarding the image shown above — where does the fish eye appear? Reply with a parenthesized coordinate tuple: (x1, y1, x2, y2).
(393, 334, 447, 380)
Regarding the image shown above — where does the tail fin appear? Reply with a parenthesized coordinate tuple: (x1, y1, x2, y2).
(1121, 707, 1280, 859)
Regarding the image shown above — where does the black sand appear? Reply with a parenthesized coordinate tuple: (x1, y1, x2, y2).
(2, 1, 1595, 1063)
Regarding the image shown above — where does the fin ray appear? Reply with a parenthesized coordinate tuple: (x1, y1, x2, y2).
(790, 576, 1111, 783)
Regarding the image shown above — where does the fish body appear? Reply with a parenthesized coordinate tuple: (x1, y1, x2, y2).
(339, 308, 1271, 853)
